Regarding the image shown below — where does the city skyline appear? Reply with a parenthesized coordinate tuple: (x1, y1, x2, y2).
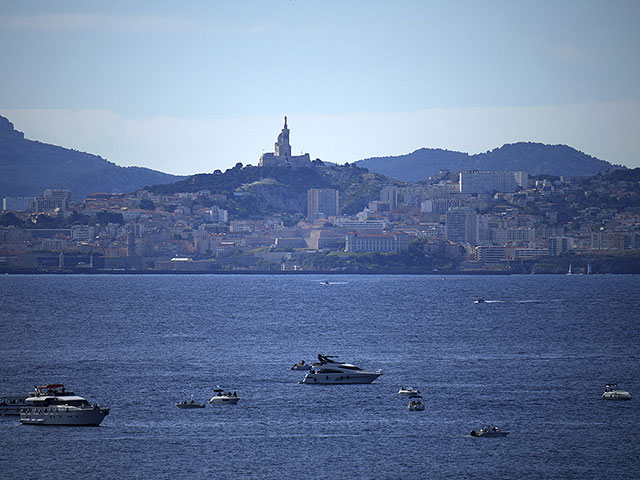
(1, 1, 639, 174)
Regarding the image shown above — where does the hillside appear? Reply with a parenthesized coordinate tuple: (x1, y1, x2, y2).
(355, 142, 623, 182)
(0, 115, 184, 199)
(146, 161, 400, 216)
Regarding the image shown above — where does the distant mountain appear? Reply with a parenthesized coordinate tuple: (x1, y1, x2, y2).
(355, 142, 623, 182)
(0, 115, 184, 200)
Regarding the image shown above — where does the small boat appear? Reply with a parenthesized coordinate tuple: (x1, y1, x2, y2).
(470, 425, 509, 437)
(474, 297, 485, 304)
(398, 387, 420, 396)
(321, 280, 331, 285)
(291, 360, 311, 370)
(209, 388, 240, 404)
(567, 264, 573, 275)
(176, 396, 205, 408)
(602, 383, 632, 401)
(408, 396, 425, 411)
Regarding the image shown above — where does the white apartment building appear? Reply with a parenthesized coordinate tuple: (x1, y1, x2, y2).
(459, 171, 528, 194)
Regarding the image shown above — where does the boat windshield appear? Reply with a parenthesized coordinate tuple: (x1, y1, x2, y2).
(59, 399, 90, 407)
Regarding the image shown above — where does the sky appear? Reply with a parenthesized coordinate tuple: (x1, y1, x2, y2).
(1, 1, 639, 175)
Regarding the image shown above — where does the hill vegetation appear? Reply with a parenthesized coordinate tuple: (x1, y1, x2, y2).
(0, 115, 183, 200)
(355, 142, 623, 182)
(146, 161, 399, 217)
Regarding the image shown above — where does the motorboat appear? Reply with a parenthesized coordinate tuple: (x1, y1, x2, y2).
(20, 384, 109, 426)
(0, 394, 30, 416)
(301, 354, 383, 384)
(176, 399, 205, 409)
(398, 387, 420, 396)
(321, 280, 331, 285)
(470, 425, 509, 437)
(408, 396, 425, 411)
(602, 383, 632, 400)
(291, 360, 311, 371)
(209, 388, 240, 404)
(474, 297, 485, 304)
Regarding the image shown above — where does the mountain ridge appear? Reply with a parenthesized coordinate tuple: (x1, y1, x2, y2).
(355, 142, 623, 182)
(0, 115, 184, 199)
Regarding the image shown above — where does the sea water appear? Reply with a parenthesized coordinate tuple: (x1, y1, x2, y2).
(1, 274, 639, 479)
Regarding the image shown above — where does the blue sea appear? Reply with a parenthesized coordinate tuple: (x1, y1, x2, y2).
(1, 274, 639, 479)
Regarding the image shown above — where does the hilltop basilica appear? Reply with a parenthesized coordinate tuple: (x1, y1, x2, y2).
(259, 116, 311, 167)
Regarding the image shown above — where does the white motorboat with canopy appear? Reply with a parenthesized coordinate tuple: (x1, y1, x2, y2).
(209, 387, 240, 404)
(301, 354, 382, 384)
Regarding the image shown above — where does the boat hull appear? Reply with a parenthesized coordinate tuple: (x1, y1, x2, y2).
(176, 403, 205, 408)
(20, 407, 109, 426)
(302, 372, 382, 384)
(602, 391, 632, 400)
(209, 397, 239, 404)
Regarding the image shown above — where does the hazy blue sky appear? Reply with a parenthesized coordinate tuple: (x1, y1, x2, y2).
(1, 1, 639, 174)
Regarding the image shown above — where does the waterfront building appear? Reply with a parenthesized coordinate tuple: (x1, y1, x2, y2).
(475, 245, 507, 263)
(345, 232, 409, 252)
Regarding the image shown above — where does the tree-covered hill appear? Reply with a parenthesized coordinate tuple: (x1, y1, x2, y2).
(146, 161, 400, 216)
(355, 142, 623, 182)
(0, 115, 183, 199)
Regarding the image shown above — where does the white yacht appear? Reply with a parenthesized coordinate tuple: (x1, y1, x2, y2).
(398, 387, 420, 396)
(408, 396, 425, 411)
(209, 388, 240, 404)
(301, 354, 382, 384)
(602, 383, 632, 400)
(0, 394, 30, 416)
(20, 384, 109, 426)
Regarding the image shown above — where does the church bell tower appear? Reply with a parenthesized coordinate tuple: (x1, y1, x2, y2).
(274, 116, 292, 160)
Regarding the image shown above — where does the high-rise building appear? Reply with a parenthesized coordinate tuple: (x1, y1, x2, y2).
(307, 188, 339, 220)
(445, 207, 478, 244)
(380, 186, 398, 210)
